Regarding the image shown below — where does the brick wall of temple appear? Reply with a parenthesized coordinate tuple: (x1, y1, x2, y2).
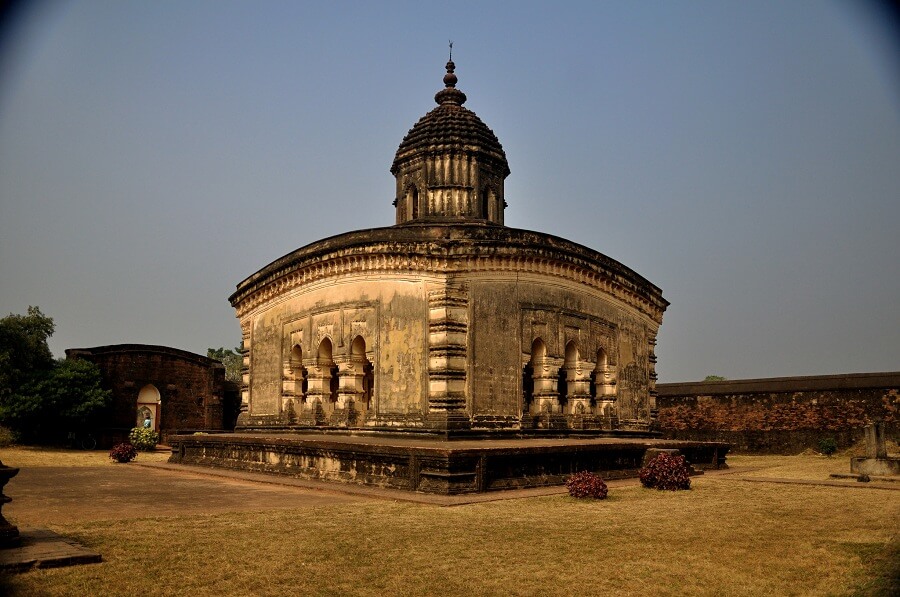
(656, 372, 899, 454)
(66, 345, 229, 445)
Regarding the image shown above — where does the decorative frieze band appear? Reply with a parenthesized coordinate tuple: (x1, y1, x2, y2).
(233, 248, 664, 324)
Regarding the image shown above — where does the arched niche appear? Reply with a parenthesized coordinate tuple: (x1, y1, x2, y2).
(136, 384, 161, 431)
(350, 335, 374, 409)
(558, 341, 581, 403)
(523, 338, 547, 411)
(410, 186, 419, 220)
(290, 344, 308, 399)
(318, 338, 338, 403)
(593, 346, 615, 398)
(564, 341, 579, 367)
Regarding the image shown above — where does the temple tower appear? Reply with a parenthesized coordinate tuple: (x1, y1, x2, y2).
(391, 60, 510, 225)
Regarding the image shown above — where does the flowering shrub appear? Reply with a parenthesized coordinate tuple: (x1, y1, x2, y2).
(128, 427, 159, 451)
(639, 452, 691, 491)
(566, 471, 609, 499)
(109, 442, 137, 463)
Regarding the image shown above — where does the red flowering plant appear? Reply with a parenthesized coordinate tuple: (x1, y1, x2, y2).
(566, 471, 609, 499)
(639, 452, 691, 491)
(109, 442, 137, 463)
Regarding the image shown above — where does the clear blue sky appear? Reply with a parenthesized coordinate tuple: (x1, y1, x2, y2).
(1, 1, 898, 382)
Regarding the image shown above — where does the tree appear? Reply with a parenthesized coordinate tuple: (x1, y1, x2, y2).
(0, 306, 55, 399)
(0, 307, 111, 443)
(0, 358, 111, 443)
(207, 346, 242, 383)
(703, 375, 727, 382)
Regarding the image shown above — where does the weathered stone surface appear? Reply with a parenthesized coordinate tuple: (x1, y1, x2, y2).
(168, 433, 727, 495)
(850, 457, 900, 476)
(227, 60, 669, 445)
(184, 57, 726, 492)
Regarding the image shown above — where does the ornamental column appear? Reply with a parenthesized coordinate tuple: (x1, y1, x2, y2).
(235, 321, 251, 427)
(304, 358, 334, 425)
(527, 356, 567, 429)
(332, 358, 365, 426)
(594, 365, 618, 429)
(426, 284, 470, 430)
(648, 334, 659, 429)
(566, 362, 596, 429)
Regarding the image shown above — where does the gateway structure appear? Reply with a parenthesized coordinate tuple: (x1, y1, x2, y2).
(230, 59, 668, 434)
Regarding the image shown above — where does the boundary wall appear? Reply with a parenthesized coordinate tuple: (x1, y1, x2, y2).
(656, 372, 899, 454)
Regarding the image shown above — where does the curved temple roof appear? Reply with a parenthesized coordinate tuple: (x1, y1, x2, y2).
(391, 60, 509, 178)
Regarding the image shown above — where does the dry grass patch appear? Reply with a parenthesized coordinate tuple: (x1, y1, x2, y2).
(2, 457, 897, 597)
(0, 446, 170, 467)
(728, 453, 852, 480)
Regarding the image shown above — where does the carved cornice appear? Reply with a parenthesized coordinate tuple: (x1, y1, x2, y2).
(232, 226, 667, 324)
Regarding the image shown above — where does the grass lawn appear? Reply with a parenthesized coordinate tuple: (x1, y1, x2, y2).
(0, 450, 897, 596)
(0, 445, 170, 467)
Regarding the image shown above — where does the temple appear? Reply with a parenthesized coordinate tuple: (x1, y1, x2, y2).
(168, 59, 726, 494)
(229, 58, 668, 434)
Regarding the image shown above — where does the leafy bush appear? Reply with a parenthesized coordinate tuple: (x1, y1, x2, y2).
(109, 442, 137, 463)
(818, 437, 838, 456)
(640, 452, 692, 491)
(128, 427, 159, 451)
(566, 471, 609, 499)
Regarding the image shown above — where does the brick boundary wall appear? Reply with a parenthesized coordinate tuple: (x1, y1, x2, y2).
(656, 372, 899, 454)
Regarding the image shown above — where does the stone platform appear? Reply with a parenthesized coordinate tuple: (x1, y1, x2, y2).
(167, 432, 729, 495)
(0, 529, 101, 572)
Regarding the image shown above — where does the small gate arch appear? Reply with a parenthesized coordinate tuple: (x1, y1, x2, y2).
(136, 384, 161, 431)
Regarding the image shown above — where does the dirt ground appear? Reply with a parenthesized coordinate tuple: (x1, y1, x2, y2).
(4, 464, 366, 526)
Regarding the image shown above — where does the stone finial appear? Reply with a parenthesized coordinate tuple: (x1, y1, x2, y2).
(435, 54, 467, 106)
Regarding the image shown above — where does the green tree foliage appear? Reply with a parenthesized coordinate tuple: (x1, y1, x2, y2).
(0, 358, 112, 443)
(0, 306, 55, 398)
(207, 346, 242, 383)
(703, 375, 727, 382)
(0, 307, 111, 443)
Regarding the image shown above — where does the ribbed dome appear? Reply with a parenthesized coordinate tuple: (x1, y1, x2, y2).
(391, 61, 509, 176)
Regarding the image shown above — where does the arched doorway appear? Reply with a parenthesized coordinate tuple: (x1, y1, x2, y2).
(136, 384, 161, 431)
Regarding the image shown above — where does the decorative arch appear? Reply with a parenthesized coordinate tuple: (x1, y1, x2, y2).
(350, 335, 366, 357)
(564, 341, 579, 367)
(559, 341, 579, 406)
(136, 384, 161, 431)
(522, 338, 547, 410)
(593, 345, 615, 399)
(290, 344, 308, 399)
(410, 185, 420, 220)
(317, 338, 338, 403)
(350, 335, 374, 408)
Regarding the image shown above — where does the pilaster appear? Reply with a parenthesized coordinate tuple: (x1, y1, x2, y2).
(427, 284, 470, 429)
(235, 321, 251, 428)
